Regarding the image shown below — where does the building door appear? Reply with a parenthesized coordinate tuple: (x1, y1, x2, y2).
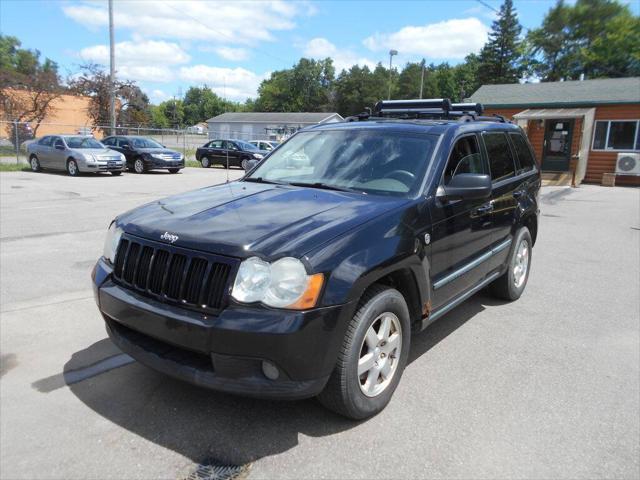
(542, 119, 574, 171)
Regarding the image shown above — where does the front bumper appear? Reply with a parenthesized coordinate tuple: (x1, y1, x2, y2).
(144, 157, 185, 170)
(92, 258, 353, 400)
(83, 161, 126, 172)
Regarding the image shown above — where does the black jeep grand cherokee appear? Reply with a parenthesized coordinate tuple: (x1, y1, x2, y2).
(93, 99, 540, 419)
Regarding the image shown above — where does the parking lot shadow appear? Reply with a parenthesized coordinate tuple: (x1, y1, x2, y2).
(63, 292, 497, 466)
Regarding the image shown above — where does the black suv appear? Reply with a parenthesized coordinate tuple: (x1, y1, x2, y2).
(93, 99, 540, 419)
(102, 136, 184, 174)
(195, 139, 268, 169)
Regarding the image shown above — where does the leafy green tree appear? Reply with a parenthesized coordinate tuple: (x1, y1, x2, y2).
(0, 34, 62, 136)
(477, 0, 524, 84)
(528, 0, 639, 80)
(182, 86, 241, 125)
(149, 105, 170, 129)
(397, 61, 424, 99)
(255, 58, 335, 112)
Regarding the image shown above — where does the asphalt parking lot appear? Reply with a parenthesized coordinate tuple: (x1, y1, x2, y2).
(1, 168, 638, 479)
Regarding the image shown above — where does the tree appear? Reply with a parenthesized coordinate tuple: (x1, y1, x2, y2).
(255, 58, 335, 112)
(477, 0, 524, 84)
(0, 35, 62, 138)
(527, 0, 640, 80)
(69, 63, 150, 131)
(182, 86, 240, 125)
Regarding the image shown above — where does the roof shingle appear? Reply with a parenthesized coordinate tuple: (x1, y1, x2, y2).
(206, 112, 343, 123)
(468, 77, 640, 107)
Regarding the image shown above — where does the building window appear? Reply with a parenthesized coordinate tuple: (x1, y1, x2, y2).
(592, 120, 640, 151)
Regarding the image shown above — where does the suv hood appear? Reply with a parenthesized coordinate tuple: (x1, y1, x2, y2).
(117, 181, 408, 259)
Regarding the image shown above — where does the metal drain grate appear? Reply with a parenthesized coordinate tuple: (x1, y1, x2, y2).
(181, 460, 249, 480)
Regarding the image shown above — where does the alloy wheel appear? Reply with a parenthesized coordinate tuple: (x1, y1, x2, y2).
(30, 157, 39, 171)
(358, 312, 402, 397)
(134, 159, 145, 174)
(513, 238, 530, 288)
(68, 160, 78, 176)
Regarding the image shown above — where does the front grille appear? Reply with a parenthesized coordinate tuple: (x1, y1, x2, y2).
(112, 235, 235, 312)
(155, 154, 181, 161)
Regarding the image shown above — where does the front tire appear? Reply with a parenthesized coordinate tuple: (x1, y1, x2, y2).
(241, 159, 248, 170)
(318, 285, 411, 420)
(67, 159, 79, 176)
(30, 155, 41, 172)
(134, 158, 146, 174)
(489, 227, 532, 301)
(200, 156, 211, 168)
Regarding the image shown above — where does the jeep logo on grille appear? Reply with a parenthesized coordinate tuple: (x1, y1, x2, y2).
(160, 232, 179, 244)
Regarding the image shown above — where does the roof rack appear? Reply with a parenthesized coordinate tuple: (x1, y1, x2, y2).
(349, 98, 507, 123)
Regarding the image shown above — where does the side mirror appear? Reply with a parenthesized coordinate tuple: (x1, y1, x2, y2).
(244, 159, 259, 171)
(439, 173, 492, 201)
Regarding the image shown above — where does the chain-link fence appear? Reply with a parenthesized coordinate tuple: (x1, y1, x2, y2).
(0, 120, 276, 164)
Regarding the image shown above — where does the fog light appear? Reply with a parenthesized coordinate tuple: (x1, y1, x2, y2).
(261, 360, 279, 380)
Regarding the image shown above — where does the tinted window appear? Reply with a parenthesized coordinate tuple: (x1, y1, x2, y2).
(207, 140, 223, 148)
(443, 135, 485, 185)
(102, 137, 115, 146)
(53, 137, 65, 148)
(131, 137, 163, 148)
(224, 141, 238, 150)
(64, 137, 103, 148)
(39, 136, 53, 146)
(509, 133, 536, 173)
(593, 121, 608, 149)
(483, 132, 516, 182)
(593, 120, 640, 150)
(118, 138, 131, 148)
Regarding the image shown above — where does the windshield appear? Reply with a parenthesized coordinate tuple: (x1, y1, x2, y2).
(236, 140, 258, 151)
(131, 137, 163, 149)
(246, 129, 437, 196)
(63, 137, 104, 149)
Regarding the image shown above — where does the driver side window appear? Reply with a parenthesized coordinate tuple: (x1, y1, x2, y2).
(443, 135, 485, 185)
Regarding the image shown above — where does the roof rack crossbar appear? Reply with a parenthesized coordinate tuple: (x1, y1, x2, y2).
(374, 98, 453, 116)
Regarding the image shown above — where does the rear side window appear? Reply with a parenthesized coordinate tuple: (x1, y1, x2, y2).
(39, 136, 53, 146)
(509, 133, 536, 173)
(483, 132, 516, 182)
(208, 140, 223, 148)
(443, 135, 486, 185)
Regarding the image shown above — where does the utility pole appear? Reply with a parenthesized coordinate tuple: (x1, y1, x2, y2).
(388, 49, 398, 100)
(419, 58, 425, 99)
(108, 0, 116, 135)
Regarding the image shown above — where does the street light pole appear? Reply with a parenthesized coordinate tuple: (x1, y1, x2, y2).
(388, 49, 398, 100)
(419, 58, 425, 99)
(108, 0, 116, 135)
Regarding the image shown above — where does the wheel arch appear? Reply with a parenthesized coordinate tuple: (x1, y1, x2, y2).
(522, 213, 538, 246)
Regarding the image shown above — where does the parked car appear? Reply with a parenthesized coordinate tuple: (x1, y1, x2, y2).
(102, 136, 184, 174)
(249, 140, 280, 151)
(93, 99, 540, 419)
(195, 139, 268, 169)
(27, 135, 125, 176)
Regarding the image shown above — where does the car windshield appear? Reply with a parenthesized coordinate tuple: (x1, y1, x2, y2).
(246, 129, 438, 196)
(131, 138, 163, 148)
(63, 137, 104, 149)
(236, 140, 258, 151)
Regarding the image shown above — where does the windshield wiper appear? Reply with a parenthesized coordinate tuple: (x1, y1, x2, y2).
(244, 177, 288, 185)
(287, 181, 363, 194)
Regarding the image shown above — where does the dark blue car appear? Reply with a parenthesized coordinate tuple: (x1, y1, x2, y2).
(93, 99, 540, 419)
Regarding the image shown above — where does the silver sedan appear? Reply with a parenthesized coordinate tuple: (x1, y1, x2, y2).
(27, 135, 126, 176)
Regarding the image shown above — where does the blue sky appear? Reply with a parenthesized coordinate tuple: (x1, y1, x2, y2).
(1, 1, 638, 104)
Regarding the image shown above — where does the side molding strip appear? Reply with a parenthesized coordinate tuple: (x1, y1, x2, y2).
(424, 270, 502, 328)
(433, 237, 512, 290)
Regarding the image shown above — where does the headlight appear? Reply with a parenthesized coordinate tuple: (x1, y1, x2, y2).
(119, 153, 126, 161)
(84, 153, 96, 162)
(252, 153, 264, 159)
(102, 222, 123, 264)
(232, 256, 324, 309)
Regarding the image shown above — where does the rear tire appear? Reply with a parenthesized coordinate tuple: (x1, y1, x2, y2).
(489, 227, 532, 301)
(134, 158, 146, 174)
(30, 155, 41, 172)
(67, 159, 79, 176)
(200, 156, 211, 168)
(317, 285, 411, 420)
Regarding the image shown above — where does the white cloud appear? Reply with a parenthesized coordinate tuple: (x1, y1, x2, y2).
(205, 46, 251, 61)
(363, 18, 490, 59)
(63, 1, 306, 45)
(79, 40, 190, 83)
(303, 37, 376, 72)
(150, 89, 170, 103)
(178, 65, 269, 101)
